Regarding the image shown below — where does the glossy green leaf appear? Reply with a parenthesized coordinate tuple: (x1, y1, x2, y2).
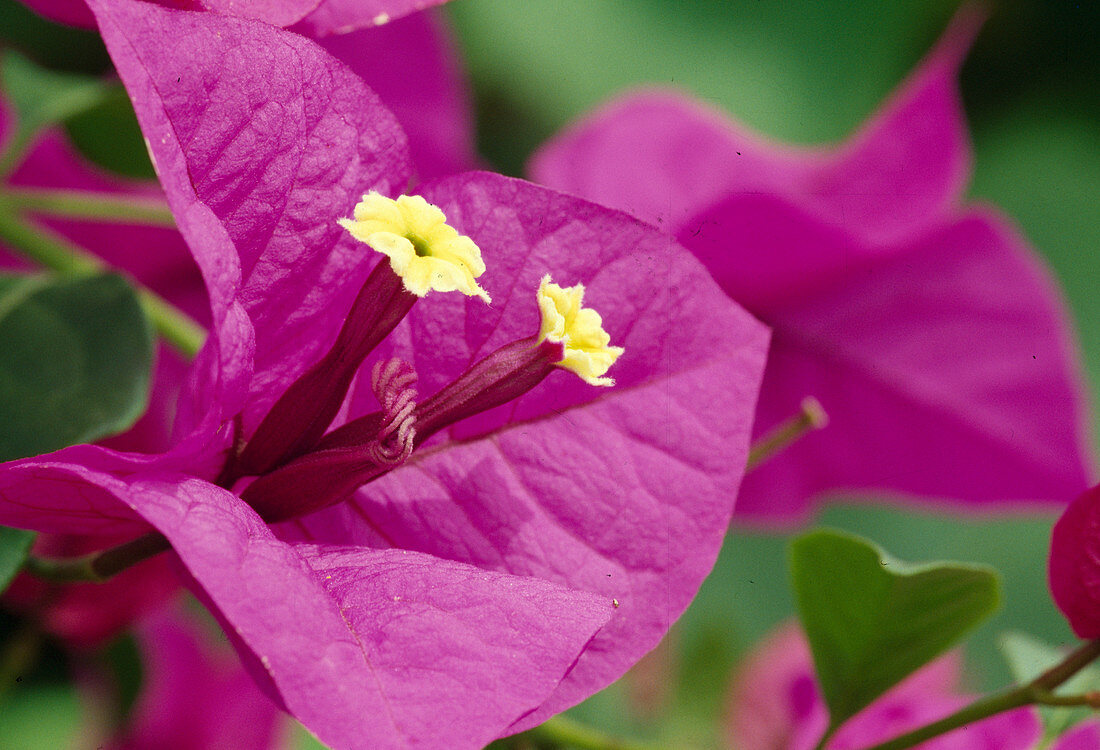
(789, 528, 1001, 737)
(0, 526, 34, 594)
(0, 272, 153, 462)
(1000, 631, 1100, 741)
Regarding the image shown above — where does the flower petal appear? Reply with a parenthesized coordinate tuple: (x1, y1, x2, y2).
(126, 477, 611, 749)
(196, 0, 321, 27)
(1051, 485, 1100, 638)
(16, 0, 96, 27)
(89, 0, 412, 432)
(737, 207, 1093, 523)
(294, 0, 454, 37)
(297, 173, 770, 726)
(314, 11, 479, 180)
(529, 6, 980, 245)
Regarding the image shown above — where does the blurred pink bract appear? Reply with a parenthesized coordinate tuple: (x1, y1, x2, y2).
(728, 622, 1040, 749)
(531, 6, 1094, 524)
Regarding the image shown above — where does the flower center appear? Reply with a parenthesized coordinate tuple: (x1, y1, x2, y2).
(233, 195, 490, 479)
(339, 192, 491, 302)
(537, 275, 624, 386)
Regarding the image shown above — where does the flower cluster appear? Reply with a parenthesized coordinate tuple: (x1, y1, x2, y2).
(0, 0, 768, 747)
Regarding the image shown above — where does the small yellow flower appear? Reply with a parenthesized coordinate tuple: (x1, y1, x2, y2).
(537, 275, 624, 386)
(339, 192, 491, 303)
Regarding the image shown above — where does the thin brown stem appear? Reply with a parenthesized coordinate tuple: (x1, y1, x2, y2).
(24, 532, 170, 583)
(746, 396, 828, 471)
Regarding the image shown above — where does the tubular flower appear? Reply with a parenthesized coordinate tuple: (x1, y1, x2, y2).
(339, 192, 490, 302)
(0, 1, 769, 748)
(537, 275, 623, 386)
(242, 276, 622, 521)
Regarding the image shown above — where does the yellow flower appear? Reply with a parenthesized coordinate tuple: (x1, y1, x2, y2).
(339, 192, 491, 303)
(537, 275, 624, 386)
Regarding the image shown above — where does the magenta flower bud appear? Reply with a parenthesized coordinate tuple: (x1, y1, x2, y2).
(1050, 485, 1100, 638)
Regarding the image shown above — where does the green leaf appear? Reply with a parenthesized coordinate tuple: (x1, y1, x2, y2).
(1, 51, 108, 134)
(0, 273, 153, 462)
(0, 683, 83, 749)
(0, 0, 110, 75)
(789, 528, 1001, 737)
(0, 526, 34, 594)
(1000, 631, 1100, 741)
(0, 51, 110, 176)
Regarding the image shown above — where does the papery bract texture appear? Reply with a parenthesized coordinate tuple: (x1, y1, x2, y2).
(0, 0, 768, 746)
(728, 623, 1040, 750)
(531, 7, 1093, 523)
(19, 0, 452, 33)
(291, 172, 769, 729)
(107, 604, 288, 750)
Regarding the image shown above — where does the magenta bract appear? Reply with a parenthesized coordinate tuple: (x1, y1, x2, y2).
(18, 0, 452, 34)
(0, 0, 768, 746)
(531, 7, 1094, 524)
(1050, 485, 1100, 637)
(106, 604, 288, 750)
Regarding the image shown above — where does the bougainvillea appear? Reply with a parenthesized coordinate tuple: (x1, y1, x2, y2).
(531, 8, 1093, 524)
(17, 0, 454, 35)
(0, 0, 768, 747)
(0, 0, 475, 649)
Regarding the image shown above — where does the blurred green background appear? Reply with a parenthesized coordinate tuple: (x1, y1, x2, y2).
(1, 0, 1099, 747)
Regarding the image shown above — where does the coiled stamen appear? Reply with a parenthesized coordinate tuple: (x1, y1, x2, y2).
(369, 358, 417, 466)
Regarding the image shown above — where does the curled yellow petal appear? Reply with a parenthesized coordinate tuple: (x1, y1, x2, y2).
(339, 192, 491, 303)
(537, 275, 624, 386)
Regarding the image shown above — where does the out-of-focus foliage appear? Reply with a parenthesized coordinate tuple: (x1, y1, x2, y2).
(0, 273, 152, 462)
(0, 526, 33, 592)
(1001, 631, 1100, 742)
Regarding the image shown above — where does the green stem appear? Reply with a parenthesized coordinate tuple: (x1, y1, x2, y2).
(0, 188, 176, 227)
(0, 208, 205, 356)
(859, 639, 1100, 750)
(24, 532, 170, 583)
(1031, 688, 1100, 708)
(520, 716, 662, 750)
(747, 396, 828, 471)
